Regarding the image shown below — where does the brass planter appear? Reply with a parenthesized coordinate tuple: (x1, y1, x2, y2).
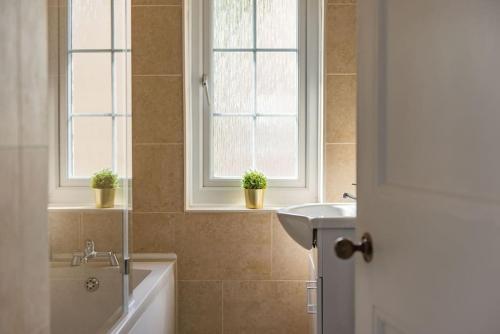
(244, 189, 265, 209)
(94, 188, 116, 208)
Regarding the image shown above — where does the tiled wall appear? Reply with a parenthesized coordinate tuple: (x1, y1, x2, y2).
(131, 1, 313, 333)
(325, 0, 357, 202)
(48, 0, 357, 333)
(0, 1, 50, 332)
(48, 210, 123, 255)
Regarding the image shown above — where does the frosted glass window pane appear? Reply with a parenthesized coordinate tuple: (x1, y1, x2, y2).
(213, 52, 254, 114)
(72, 117, 112, 177)
(115, 53, 131, 115)
(116, 116, 132, 177)
(114, 0, 131, 49)
(72, 0, 111, 49)
(257, 52, 298, 114)
(72, 53, 111, 114)
(213, 0, 253, 48)
(255, 116, 297, 178)
(213, 116, 253, 177)
(257, 0, 297, 49)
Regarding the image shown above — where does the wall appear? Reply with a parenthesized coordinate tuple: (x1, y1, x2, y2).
(325, 0, 357, 202)
(131, 1, 312, 333)
(0, 1, 50, 333)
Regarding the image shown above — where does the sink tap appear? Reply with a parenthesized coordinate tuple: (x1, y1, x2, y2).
(342, 192, 357, 201)
(71, 240, 119, 267)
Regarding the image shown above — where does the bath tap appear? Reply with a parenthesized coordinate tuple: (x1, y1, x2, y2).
(71, 240, 119, 267)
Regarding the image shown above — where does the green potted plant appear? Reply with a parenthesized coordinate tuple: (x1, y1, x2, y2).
(241, 170, 267, 209)
(91, 168, 119, 208)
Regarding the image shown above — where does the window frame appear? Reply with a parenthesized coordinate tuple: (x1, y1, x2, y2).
(185, 0, 323, 209)
(49, 0, 131, 206)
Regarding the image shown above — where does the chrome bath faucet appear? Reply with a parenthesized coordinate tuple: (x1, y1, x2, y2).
(71, 239, 119, 267)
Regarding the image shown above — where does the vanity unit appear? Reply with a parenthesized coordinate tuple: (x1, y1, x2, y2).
(277, 204, 355, 334)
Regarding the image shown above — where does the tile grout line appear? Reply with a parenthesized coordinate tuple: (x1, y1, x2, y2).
(132, 142, 183, 146)
(132, 74, 182, 77)
(326, 73, 356, 76)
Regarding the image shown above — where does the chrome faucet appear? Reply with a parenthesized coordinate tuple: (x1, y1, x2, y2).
(342, 192, 357, 200)
(342, 183, 357, 201)
(71, 240, 119, 267)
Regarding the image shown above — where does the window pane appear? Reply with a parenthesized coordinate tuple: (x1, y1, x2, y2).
(116, 116, 132, 177)
(256, 0, 297, 49)
(213, 116, 253, 177)
(115, 52, 131, 115)
(213, 0, 253, 49)
(257, 52, 298, 115)
(72, 117, 112, 177)
(114, 0, 131, 49)
(72, 0, 111, 49)
(255, 116, 297, 178)
(213, 52, 254, 114)
(72, 53, 112, 114)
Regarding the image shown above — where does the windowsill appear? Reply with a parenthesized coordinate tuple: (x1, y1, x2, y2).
(47, 204, 129, 212)
(185, 205, 282, 213)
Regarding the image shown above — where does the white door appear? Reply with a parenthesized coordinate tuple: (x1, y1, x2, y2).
(355, 1, 500, 333)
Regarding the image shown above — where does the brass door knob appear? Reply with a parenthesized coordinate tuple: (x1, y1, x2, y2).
(334, 233, 373, 263)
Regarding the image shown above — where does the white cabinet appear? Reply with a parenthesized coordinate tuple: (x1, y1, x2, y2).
(314, 226, 355, 334)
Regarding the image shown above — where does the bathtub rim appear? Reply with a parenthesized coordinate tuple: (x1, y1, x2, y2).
(108, 253, 177, 334)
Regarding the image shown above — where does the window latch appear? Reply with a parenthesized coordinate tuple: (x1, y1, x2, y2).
(201, 74, 211, 105)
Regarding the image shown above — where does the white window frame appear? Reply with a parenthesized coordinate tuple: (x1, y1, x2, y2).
(185, 0, 324, 209)
(49, 0, 131, 207)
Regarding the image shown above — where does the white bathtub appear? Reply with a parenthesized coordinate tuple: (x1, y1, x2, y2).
(50, 256, 176, 334)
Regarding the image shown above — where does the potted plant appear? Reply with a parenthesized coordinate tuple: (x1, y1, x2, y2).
(91, 169, 119, 208)
(241, 170, 267, 209)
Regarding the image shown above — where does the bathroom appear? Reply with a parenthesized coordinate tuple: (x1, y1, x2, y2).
(2, 0, 500, 333)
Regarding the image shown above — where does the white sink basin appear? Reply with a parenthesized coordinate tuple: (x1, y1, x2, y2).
(277, 203, 356, 250)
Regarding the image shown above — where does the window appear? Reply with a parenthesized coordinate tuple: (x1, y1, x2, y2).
(62, 0, 131, 183)
(50, 0, 131, 205)
(186, 0, 322, 208)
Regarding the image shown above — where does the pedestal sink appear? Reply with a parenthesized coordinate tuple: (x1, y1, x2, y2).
(277, 203, 356, 250)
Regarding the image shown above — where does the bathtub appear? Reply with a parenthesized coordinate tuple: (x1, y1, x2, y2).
(50, 255, 176, 334)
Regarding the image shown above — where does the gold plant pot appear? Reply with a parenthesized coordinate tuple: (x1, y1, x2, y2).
(94, 188, 116, 208)
(244, 189, 265, 209)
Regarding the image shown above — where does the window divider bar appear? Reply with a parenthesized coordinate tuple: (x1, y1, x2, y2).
(212, 113, 298, 117)
(251, 0, 257, 170)
(213, 48, 298, 53)
(69, 49, 131, 53)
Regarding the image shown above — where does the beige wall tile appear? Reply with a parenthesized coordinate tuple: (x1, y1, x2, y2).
(326, 4, 357, 74)
(218, 213, 272, 280)
(132, 0, 182, 5)
(132, 212, 178, 252)
(328, 0, 356, 3)
(176, 213, 272, 280)
(326, 74, 357, 143)
(132, 76, 183, 144)
(178, 281, 222, 334)
(325, 144, 357, 203)
(175, 213, 219, 280)
(271, 214, 311, 280)
(132, 144, 184, 212)
(48, 212, 81, 254)
(223, 281, 312, 334)
(81, 211, 123, 252)
(132, 5, 182, 75)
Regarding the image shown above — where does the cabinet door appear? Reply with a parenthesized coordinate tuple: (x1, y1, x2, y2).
(318, 228, 355, 334)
